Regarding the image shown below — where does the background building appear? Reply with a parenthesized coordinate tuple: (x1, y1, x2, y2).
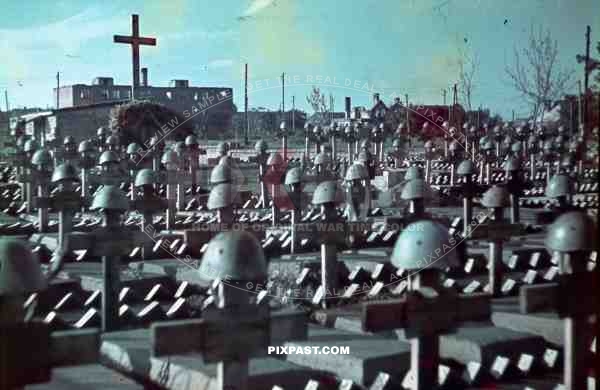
(52, 74, 233, 139)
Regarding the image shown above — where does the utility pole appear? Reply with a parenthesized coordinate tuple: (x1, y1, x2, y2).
(56, 72, 60, 110)
(330, 94, 334, 122)
(452, 83, 457, 126)
(569, 97, 574, 134)
(583, 25, 591, 135)
(577, 80, 583, 130)
(405, 94, 410, 135)
(244, 63, 249, 145)
(512, 110, 515, 122)
(4, 90, 9, 134)
(442, 89, 447, 106)
(292, 95, 295, 132)
(281, 72, 285, 123)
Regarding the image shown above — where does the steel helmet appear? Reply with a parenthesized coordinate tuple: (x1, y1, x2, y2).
(560, 154, 575, 168)
(545, 211, 596, 252)
(481, 185, 510, 208)
(254, 140, 268, 154)
(210, 163, 232, 185)
(284, 167, 303, 186)
(449, 140, 460, 152)
(391, 219, 460, 270)
(97, 127, 109, 137)
(511, 142, 522, 154)
(199, 231, 267, 281)
(161, 150, 180, 166)
(127, 142, 141, 155)
(99, 150, 120, 166)
(545, 174, 573, 198)
(78, 140, 93, 153)
(185, 135, 198, 147)
(0, 239, 46, 295)
(63, 136, 76, 146)
(266, 152, 284, 167)
(503, 157, 521, 172)
(51, 163, 80, 183)
(105, 135, 119, 147)
(456, 160, 475, 176)
(404, 166, 423, 180)
(401, 178, 432, 200)
(357, 150, 370, 163)
(314, 152, 331, 166)
(31, 149, 52, 167)
(134, 168, 157, 187)
(312, 181, 344, 205)
(90, 185, 129, 212)
(207, 183, 236, 210)
(23, 139, 38, 153)
(345, 163, 369, 181)
(216, 142, 229, 155)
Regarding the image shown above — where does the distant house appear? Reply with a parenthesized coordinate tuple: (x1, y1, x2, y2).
(350, 93, 388, 124)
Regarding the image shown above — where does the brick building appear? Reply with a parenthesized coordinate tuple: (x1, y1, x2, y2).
(53, 75, 233, 137)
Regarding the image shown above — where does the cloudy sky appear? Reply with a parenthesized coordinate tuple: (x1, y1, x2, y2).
(0, 0, 598, 118)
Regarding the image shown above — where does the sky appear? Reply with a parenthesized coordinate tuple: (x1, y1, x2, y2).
(0, 0, 598, 119)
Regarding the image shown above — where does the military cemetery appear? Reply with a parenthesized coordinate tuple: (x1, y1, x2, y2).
(1, 2, 599, 389)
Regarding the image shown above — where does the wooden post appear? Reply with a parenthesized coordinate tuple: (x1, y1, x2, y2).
(257, 153, 268, 209)
(102, 215, 121, 332)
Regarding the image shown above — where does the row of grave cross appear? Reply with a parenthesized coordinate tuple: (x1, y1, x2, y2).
(2, 209, 596, 389)
(2, 143, 596, 389)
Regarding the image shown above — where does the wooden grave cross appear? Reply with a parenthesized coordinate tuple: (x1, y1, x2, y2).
(132, 191, 167, 259)
(17, 169, 51, 230)
(35, 188, 82, 247)
(0, 323, 100, 389)
(63, 218, 151, 331)
(294, 219, 367, 308)
(363, 289, 491, 390)
(151, 288, 308, 390)
(468, 219, 524, 297)
(519, 270, 597, 389)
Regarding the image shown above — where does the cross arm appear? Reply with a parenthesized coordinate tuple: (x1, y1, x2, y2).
(519, 272, 597, 316)
(64, 228, 148, 257)
(50, 328, 100, 367)
(151, 306, 307, 362)
(362, 298, 408, 333)
(151, 305, 270, 362)
(468, 222, 524, 241)
(455, 292, 491, 322)
(0, 323, 100, 388)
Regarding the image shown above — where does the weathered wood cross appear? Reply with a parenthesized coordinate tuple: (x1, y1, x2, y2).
(113, 14, 156, 89)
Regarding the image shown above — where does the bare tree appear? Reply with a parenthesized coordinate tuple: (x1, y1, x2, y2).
(458, 47, 479, 113)
(306, 86, 334, 125)
(505, 26, 573, 124)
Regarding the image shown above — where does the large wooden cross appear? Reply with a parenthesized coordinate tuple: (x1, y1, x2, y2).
(113, 14, 156, 89)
